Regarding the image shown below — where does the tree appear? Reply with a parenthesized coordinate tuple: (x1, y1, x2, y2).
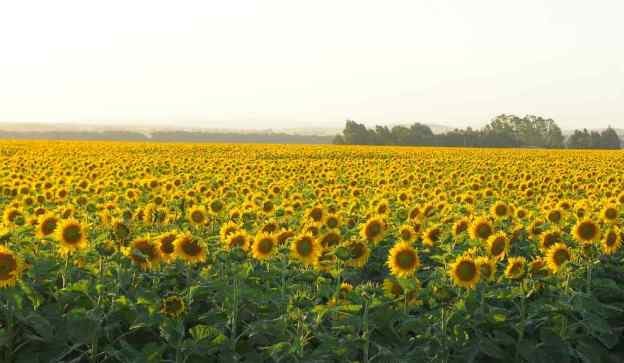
(332, 134, 345, 145)
(600, 127, 621, 149)
(342, 120, 372, 145)
(567, 129, 591, 149)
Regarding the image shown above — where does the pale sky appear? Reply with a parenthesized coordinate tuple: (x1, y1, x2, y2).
(1, 0, 623, 130)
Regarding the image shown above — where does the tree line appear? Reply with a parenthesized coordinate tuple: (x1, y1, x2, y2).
(333, 114, 622, 149)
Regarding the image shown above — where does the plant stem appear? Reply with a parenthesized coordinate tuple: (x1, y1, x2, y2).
(362, 299, 370, 363)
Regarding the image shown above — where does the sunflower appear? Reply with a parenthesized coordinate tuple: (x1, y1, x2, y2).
(504, 256, 526, 280)
(125, 237, 161, 270)
(539, 228, 562, 251)
(156, 231, 178, 261)
(490, 201, 510, 219)
(275, 229, 295, 245)
(252, 232, 277, 261)
(360, 215, 387, 244)
(546, 208, 563, 224)
(601, 204, 619, 224)
(36, 213, 58, 239)
(529, 257, 547, 275)
(161, 295, 186, 318)
(225, 230, 250, 251)
(319, 229, 342, 249)
(290, 233, 321, 266)
(345, 240, 370, 268)
(219, 221, 240, 241)
(174, 233, 206, 263)
(112, 219, 130, 240)
(601, 227, 622, 255)
(397, 224, 417, 243)
(449, 254, 480, 289)
(468, 217, 493, 241)
(452, 217, 470, 237)
(545, 243, 571, 273)
(573, 219, 600, 243)
(2, 207, 24, 226)
(387, 241, 420, 278)
(383, 278, 405, 299)
(188, 206, 208, 226)
(55, 219, 88, 255)
(0, 245, 25, 288)
(324, 214, 341, 229)
(422, 224, 442, 248)
(486, 232, 509, 259)
(515, 207, 529, 220)
(475, 256, 496, 282)
(528, 219, 545, 239)
(306, 205, 326, 223)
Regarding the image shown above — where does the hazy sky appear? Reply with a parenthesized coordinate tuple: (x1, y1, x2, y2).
(1, 0, 623, 130)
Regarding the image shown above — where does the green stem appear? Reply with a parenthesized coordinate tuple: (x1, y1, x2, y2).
(362, 300, 370, 363)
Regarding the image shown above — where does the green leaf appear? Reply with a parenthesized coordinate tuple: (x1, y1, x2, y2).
(479, 338, 506, 360)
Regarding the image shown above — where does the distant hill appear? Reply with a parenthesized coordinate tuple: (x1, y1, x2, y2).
(0, 123, 334, 144)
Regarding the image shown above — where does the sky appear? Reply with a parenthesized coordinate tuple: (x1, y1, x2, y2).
(0, 0, 623, 130)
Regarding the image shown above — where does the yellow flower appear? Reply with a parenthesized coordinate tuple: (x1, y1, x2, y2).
(504, 256, 526, 280)
(290, 233, 321, 266)
(55, 219, 88, 255)
(468, 217, 493, 241)
(360, 215, 387, 244)
(601, 227, 622, 255)
(251, 232, 277, 261)
(125, 236, 161, 270)
(449, 254, 480, 289)
(545, 243, 571, 273)
(174, 233, 206, 264)
(573, 219, 600, 243)
(0, 245, 25, 288)
(387, 241, 420, 278)
(486, 232, 509, 260)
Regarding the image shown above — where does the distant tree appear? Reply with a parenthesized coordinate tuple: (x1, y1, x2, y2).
(390, 125, 412, 145)
(342, 120, 372, 145)
(544, 119, 564, 148)
(373, 125, 393, 145)
(600, 127, 621, 149)
(332, 134, 345, 145)
(567, 129, 591, 149)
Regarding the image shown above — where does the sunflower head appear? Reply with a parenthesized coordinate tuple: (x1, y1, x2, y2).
(475, 256, 496, 282)
(573, 219, 600, 243)
(157, 231, 178, 261)
(469, 217, 493, 241)
(360, 215, 387, 244)
(252, 232, 277, 261)
(486, 232, 509, 259)
(539, 228, 562, 251)
(601, 227, 622, 255)
(452, 218, 470, 237)
(449, 254, 480, 289)
(36, 213, 58, 239)
(422, 224, 442, 248)
(387, 241, 420, 278)
(290, 233, 321, 266)
(504, 256, 526, 280)
(545, 243, 572, 273)
(601, 204, 619, 223)
(55, 219, 88, 255)
(491, 201, 510, 219)
(0, 245, 25, 288)
(174, 233, 206, 263)
(345, 240, 370, 268)
(225, 230, 250, 251)
(125, 237, 161, 270)
(161, 295, 186, 318)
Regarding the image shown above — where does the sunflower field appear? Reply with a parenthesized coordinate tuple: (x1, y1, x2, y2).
(1, 141, 624, 363)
